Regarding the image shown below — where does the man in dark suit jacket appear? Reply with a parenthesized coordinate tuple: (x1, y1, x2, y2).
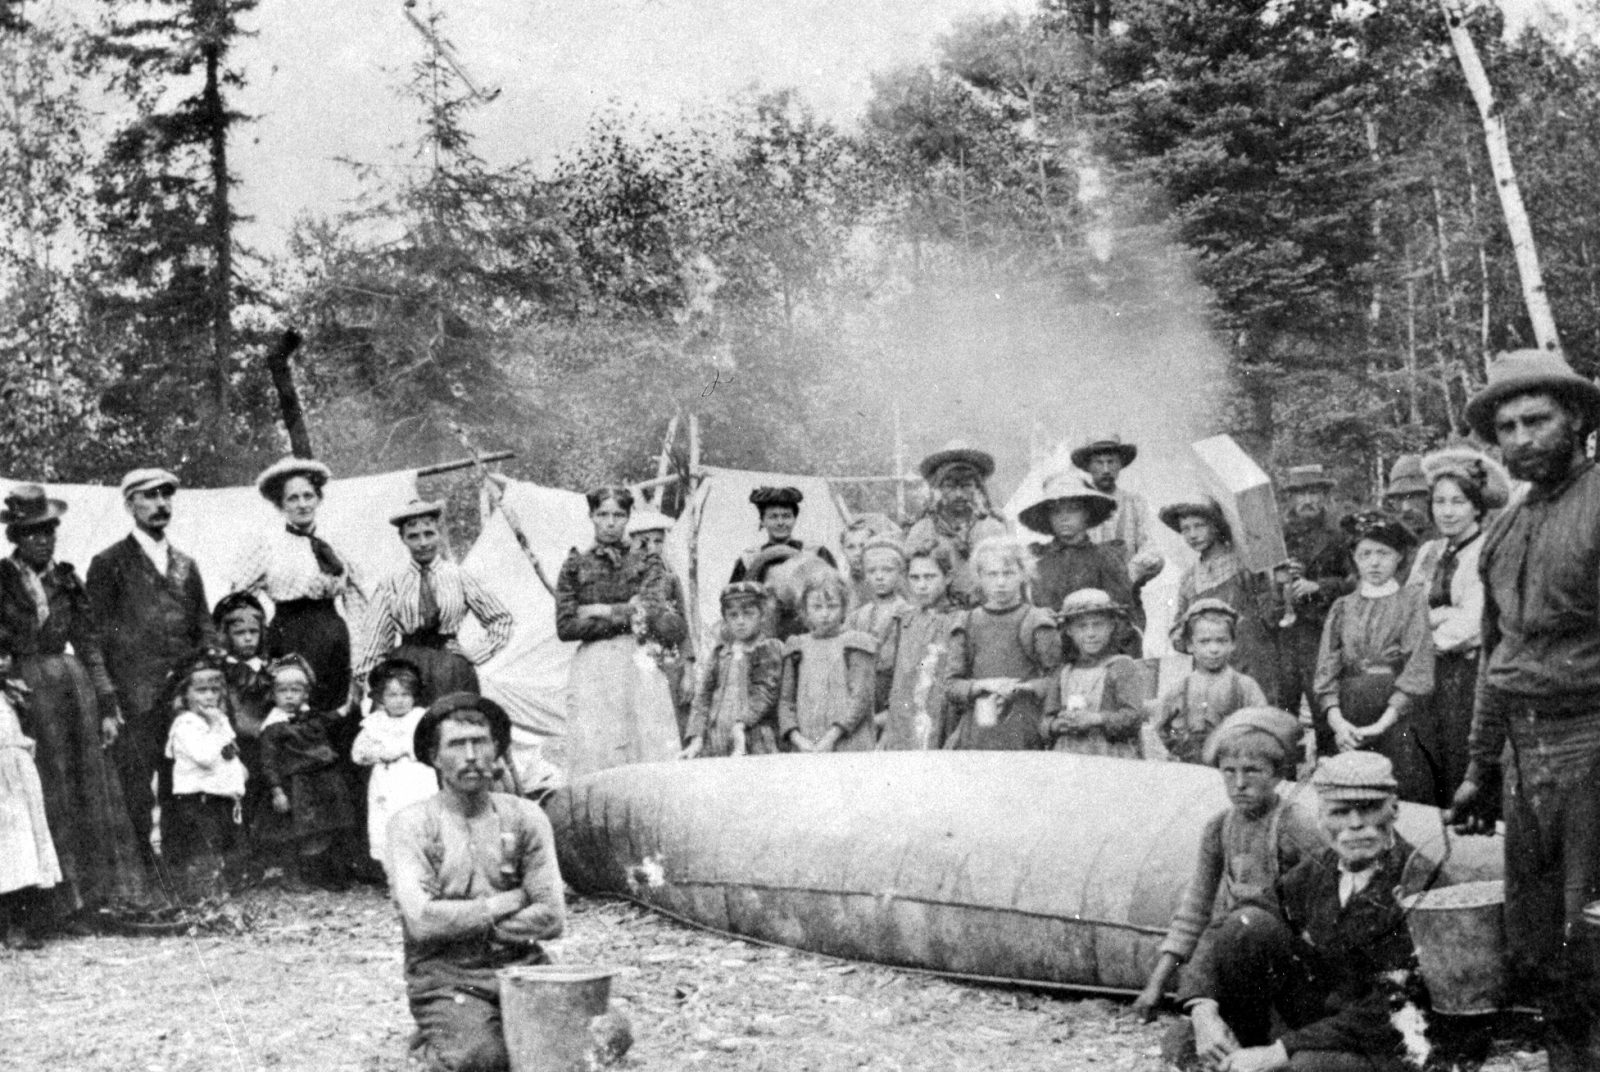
(86, 468, 218, 862)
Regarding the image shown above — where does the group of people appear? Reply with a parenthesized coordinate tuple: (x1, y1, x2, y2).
(0, 457, 517, 946)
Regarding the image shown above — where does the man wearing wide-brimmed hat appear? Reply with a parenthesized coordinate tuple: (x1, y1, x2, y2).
(1072, 434, 1160, 571)
(1273, 464, 1354, 722)
(387, 692, 565, 1072)
(1380, 454, 1433, 544)
(1018, 472, 1140, 655)
(1451, 349, 1600, 1070)
(906, 441, 1007, 607)
(86, 468, 219, 862)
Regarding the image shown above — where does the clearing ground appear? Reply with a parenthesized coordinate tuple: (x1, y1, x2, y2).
(0, 887, 1541, 1071)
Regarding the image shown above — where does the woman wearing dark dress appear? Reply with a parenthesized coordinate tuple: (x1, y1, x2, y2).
(0, 485, 152, 919)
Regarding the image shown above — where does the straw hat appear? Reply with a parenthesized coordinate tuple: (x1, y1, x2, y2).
(1057, 588, 1126, 623)
(1017, 472, 1117, 536)
(255, 457, 333, 503)
(1420, 446, 1511, 511)
(388, 499, 446, 528)
(1464, 349, 1600, 440)
(1069, 434, 1137, 471)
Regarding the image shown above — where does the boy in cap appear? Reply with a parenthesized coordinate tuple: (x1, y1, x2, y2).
(1179, 751, 1426, 1072)
(683, 582, 785, 757)
(1153, 600, 1271, 765)
(86, 467, 218, 863)
(1139, 707, 1322, 1020)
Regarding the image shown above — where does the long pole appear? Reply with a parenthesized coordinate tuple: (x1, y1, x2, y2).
(685, 415, 703, 645)
(892, 400, 906, 520)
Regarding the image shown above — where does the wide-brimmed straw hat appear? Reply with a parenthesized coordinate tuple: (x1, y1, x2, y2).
(1383, 454, 1428, 499)
(1464, 349, 1600, 441)
(1420, 446, 1511, 511)
(919, 440, 996, 483)
(255, 457, 333, 503)
(388, 499, 445, 528)
(1057, 588, 1126, 623)
(413, 691, 512, 767)
(1157, 496, 1233, 544)
(1281, 464, 1335, 492)
(1017, 471, 1117, 535)
(1070, 434, 1137, 471)
(0, 485, 68, 529)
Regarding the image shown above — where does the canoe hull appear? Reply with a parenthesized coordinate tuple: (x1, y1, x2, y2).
(550, 752, 1502, 992)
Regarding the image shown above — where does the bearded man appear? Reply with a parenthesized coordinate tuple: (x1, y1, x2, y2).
(1450, 350, 1600, 1071)
(906, 442, 1007, 608)
(1273, 465, 1352, 734)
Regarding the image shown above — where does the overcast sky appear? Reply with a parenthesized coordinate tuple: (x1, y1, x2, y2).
(46, 0, 1582, 251)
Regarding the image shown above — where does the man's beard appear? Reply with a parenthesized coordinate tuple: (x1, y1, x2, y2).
(1091, 474, 1116, 493)
(938, 497, 975, 519)
(1506, 431, 1581, 485)
(1291, 502, 1324, 521)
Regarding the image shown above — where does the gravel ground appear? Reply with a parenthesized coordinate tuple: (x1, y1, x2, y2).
(0, 886, 1546, 1071)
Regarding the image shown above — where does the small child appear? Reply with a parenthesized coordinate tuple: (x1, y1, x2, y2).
(839, 513, 899, 610)
(213, 593, 273, 853)
(1042, 589, 1150, 758)
(350, 659, 437, 877)
(0, 643, 60, 948)
(682, 582, 785, 758)
(1135, 707, 1323, 1023)
(779, 571, 878, 752)
(1154, 599, 1270, 764)
(845, 533, 912, 637)
(256, 655, 358, 890)
(163, 652, 248, 897)
(875, 542, 957, 751)
(945, 536, 1063, 751)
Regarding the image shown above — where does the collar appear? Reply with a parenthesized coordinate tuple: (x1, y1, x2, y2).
(10, 553, 51, 578)
(1525, 457, 1594, 503)
(286, 523, 318, 539)
(1445, 528, 1482, 554)
(763, 537, 803, 550)
(1359, 579, 1400, 598)
(261, 708, 294, 730)
(131, 526, 169, 564)
(408, 556, 445, 574)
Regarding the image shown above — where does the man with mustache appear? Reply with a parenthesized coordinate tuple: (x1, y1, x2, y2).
(86, 468, 218, 866)
(1273, 465, 1353, 732)
(1074, 434, 1164, 652)
(388, 692, 565, 1072)
(906, 442, 1007, 607)
(1450, 350, 1600, 1071)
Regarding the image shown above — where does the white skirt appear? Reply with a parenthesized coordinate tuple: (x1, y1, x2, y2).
(0, 742, 62, 894)
(564, 636, 679, 782)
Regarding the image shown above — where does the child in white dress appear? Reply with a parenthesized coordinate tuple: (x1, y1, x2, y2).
(0, 642, 60, 948)
(350, 659, 437, 877)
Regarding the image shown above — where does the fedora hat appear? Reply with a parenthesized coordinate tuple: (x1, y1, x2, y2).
(1383, 454, 1428, 499)
(1464, 349, 1600, 441)
(1017, 471, 1117, 536)
(1069, 434, 1137, 471)
(919, 440, 996, 483)
(0, 485, 68, 529)
(413, 691, 512, 768)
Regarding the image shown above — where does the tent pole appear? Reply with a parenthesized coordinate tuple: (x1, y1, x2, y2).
(685, 415, 703, 645)
(647, 415, 680, 507)
(892, 400, 906, 522)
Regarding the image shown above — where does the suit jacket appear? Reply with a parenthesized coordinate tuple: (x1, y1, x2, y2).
(87, 535, 217, 727)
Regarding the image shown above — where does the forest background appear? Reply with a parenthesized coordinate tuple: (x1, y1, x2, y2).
(4, 0, 1600, 513)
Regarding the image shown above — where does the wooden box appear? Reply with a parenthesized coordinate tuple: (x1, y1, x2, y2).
(1190, 435, 1287, 574)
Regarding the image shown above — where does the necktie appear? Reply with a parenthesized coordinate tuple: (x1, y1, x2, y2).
(1429, 532, 1479, 610)
(287, 525, 343, 578)
(417, 565, 440, 629)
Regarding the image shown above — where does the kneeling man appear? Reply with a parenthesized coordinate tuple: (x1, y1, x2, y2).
(1180, 752, 1423, 1072)
(389, 693, 564, 1072)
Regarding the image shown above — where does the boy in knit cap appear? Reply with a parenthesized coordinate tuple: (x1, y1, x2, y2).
(1178, 751, 1427, 1072)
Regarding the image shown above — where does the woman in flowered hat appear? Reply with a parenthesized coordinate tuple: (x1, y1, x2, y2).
(906, 443, 1007, 608)
(1311, 513, 1435, 805)
(0, 485, 152, 922)
(1159, 494, 1277, 696)
(1404, 446, 1511, 808)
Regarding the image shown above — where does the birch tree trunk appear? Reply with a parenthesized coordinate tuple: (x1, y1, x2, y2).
(1438, 0, 1563, 353)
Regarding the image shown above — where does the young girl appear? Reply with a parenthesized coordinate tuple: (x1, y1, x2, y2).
(350, 659, 437, 877)
(682, 583, 785, 758)
(1042, 589, 1150, 758)
(0, 642, 59, 948)
(839, 513, 899, 610)
(256, 655, 357, 889)
(875, 542, 957, 750)
(779, 571, 878, 752)
(1313, 512, 1435, 805)
(163, 653, 248, 897)
(945, 537, 1063, 750)
(1154, 599, 1270, 765)
(845, 533, 911, 637)
(1134, 708, 1322, 1022)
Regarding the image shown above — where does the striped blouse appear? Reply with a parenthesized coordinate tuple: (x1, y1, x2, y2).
(353, 559, 515, 679)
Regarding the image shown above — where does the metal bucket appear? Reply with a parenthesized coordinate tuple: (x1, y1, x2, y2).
(498, 965, 616, 1072)
(1402, 880, 1506, 1016)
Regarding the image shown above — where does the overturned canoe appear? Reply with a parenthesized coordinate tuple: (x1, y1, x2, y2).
(549, 752, 1502, 993)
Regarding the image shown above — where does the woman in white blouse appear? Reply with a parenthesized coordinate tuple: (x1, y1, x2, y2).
(231, 458, 365, 712)
(1405, 446, 1510, 806)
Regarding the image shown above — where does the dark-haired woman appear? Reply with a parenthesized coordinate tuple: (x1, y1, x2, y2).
(230, 457, 365, 712)
(0, 486, 152, 920)
(1405, 448, 1510, 807)
(556, 485, 686, 780)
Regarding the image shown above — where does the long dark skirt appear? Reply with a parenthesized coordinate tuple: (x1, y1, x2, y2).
(1339, 668, 1435, 806)
(391, 640, 478, 706)
(1419, 651, 1477, 808)
(268, 598, 352, 712)
(19, 653, 153, 910)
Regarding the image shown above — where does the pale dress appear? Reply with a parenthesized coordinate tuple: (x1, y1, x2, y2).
(351, 706, 439, 866)
(0, 692, 61, 894)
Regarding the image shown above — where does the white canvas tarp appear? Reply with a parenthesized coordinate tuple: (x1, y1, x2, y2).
(0, 471, 418, 610)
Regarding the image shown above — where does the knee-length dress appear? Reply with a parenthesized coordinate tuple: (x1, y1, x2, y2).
(777, 630, 878, 751)
(556, 542, 685, 779)
(875, 604, 957, 751)
(1042, 654, 1151, 759)
(0, 556, 151, 909)
(0, 683, 61, 895)
(1171, 547, 1279, 700)
(686, 638, 784, 757)
(944, 604, 1063, 750)
(1313, 584, 1436, 805)
(350, 706, 437, 865)
(255, 706, 357, 845)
